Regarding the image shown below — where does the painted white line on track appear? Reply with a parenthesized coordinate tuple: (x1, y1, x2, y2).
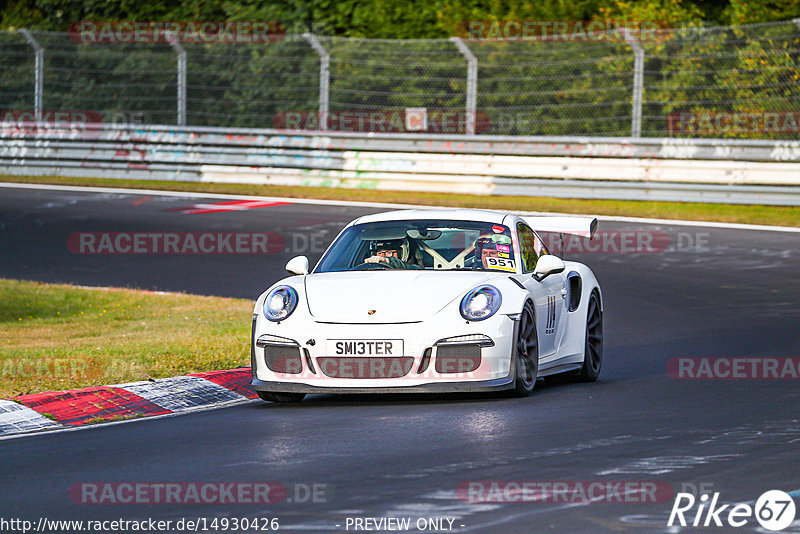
(0, 182, 419, 210)
(547, 213, 800, 233)
(75, 285, 185, 296)
(1, 181, 798, 233)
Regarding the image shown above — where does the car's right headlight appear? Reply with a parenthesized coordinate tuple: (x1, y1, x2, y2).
(263, 286, 299, 322)
(460, 285, 502, 321)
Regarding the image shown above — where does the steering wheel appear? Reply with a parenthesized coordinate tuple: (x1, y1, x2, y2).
(351, 261, 391, 270)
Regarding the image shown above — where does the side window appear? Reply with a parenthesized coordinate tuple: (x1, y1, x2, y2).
(534, 230, 549, 257)
(517, 223, 539, 272)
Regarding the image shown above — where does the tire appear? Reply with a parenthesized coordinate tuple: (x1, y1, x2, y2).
(575, 291, 603, 382)
(257, 391, 306, 403)
(510, 302, 539, 397)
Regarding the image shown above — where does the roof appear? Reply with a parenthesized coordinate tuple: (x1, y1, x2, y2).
(351, 208, 511, 226)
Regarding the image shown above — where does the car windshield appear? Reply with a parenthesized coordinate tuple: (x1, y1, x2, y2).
(315, 219, 516, 273)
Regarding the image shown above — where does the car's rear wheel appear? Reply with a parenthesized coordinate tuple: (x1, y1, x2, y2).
(510, 302, 539, 397)
(257, 391, 306, 403)
(575, 291, 603, 382)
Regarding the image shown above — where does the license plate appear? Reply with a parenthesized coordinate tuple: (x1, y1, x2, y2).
(326, 339, 403, 356)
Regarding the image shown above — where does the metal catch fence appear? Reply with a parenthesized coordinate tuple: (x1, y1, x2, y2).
(2, 20, 800, 139)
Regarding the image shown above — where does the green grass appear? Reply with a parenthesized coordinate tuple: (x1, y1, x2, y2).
(83, 414, 144, 424)
(2, 174, 799, 228)
(0, 279, 252, 398)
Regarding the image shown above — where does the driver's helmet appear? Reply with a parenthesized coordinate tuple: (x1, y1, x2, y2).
(473, 234, 495, 256)
(371, 237, 410, 261)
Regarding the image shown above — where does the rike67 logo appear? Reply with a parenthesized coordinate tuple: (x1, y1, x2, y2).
(668, 490, 796, 531)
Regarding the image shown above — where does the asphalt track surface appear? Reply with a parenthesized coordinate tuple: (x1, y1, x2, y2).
(1, 184, 800, 533)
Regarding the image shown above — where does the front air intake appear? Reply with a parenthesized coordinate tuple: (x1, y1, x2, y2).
(435, 344, 481, 373)
(316, 357, 414, 378)
(264, 345, 303, 374)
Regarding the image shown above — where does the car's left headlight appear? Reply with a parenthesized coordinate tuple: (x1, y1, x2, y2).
(460, 285, 502, 321)
(263, 286, 299, 322)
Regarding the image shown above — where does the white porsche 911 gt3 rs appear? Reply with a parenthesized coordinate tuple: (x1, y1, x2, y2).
(251, 209, 603, 403)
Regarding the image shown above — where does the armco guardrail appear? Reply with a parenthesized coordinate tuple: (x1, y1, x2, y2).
(2, 124, 800, 205)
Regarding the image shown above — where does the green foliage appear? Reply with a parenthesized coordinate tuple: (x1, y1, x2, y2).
(2, 0, 799, 138)
(721, 0, 800, 25)
(3, 0, 800, 34)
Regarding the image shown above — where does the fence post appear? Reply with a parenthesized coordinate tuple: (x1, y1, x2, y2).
(19, 29, 43, 123)
(165, 31, 186, 126)
(621, 28, 644, 138)
(450, 37, 477, 135)
(303, 33, 330, 131)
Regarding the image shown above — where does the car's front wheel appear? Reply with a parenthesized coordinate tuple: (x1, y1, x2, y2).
(510, 302, 539, 397)
(257, 391, 306, 403)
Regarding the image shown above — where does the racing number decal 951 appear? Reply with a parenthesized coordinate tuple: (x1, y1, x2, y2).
(486, 257, 515, 272)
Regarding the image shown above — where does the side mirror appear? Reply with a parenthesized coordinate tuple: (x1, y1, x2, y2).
(285, 256, 309, 275)
(533, 255, 565, 281)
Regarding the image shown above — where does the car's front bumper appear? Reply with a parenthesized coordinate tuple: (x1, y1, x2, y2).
(250, 311, 518, 393)
(251, 375, 515, 394)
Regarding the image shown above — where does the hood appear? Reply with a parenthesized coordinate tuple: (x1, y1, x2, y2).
(305, 271, 501, 323)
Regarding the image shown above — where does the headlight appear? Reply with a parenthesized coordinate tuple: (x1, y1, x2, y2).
(263, 286, 299, 322)
(460, 285, 502, 321)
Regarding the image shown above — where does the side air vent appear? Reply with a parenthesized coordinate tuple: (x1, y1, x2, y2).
(568, 271, 582, 312)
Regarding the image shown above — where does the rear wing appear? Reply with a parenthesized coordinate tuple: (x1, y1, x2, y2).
(522, 216, 598, 239)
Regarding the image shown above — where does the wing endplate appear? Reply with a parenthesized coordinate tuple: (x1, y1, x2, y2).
(522, 216, 598, 239)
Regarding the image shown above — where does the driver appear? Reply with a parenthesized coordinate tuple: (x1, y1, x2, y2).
(474, 235, 503, 268)
(364, 238, 422, 269)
